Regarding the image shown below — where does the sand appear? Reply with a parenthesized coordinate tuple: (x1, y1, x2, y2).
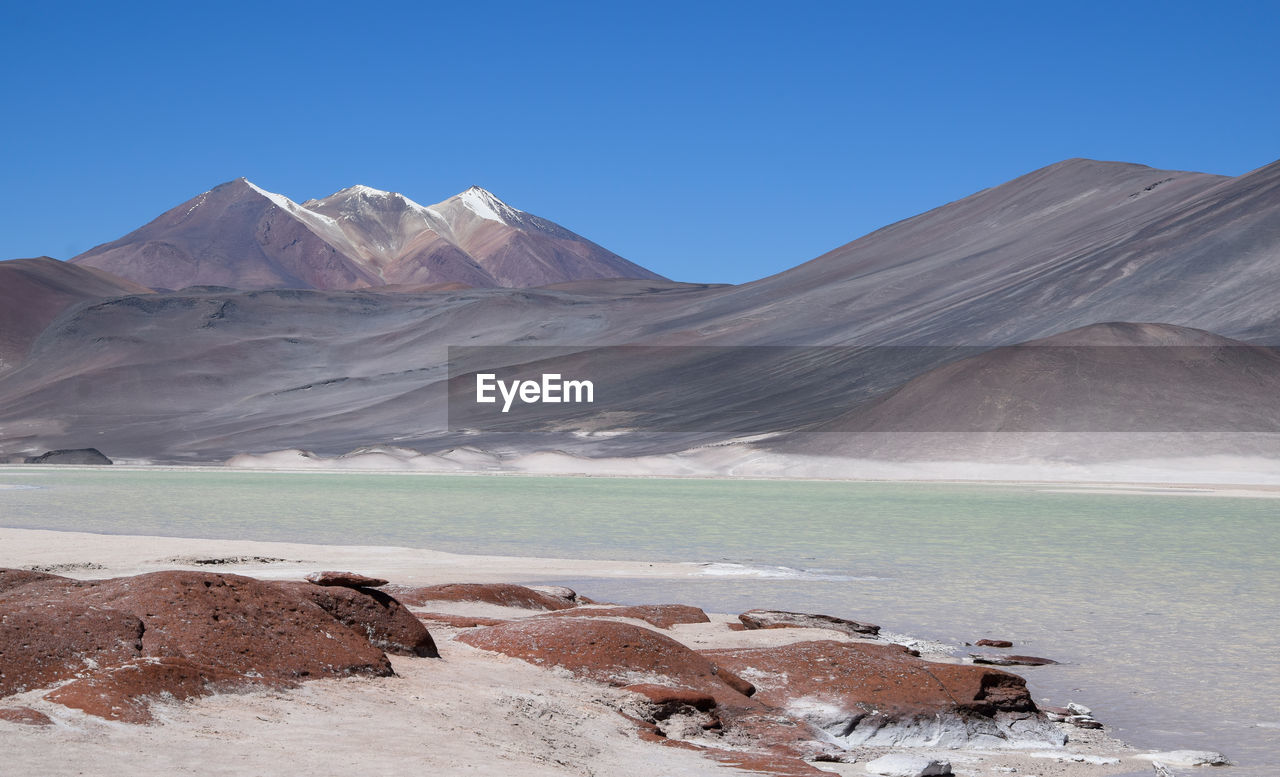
(0, 526, 1199, 777)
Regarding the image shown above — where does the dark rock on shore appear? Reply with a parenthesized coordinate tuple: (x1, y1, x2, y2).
(304, 570, 389, 588)
(22, 448, 112, 465)
(390, 582, 578, 611)
(738, 608, 880, 636)
(970, 654, 1059, 666)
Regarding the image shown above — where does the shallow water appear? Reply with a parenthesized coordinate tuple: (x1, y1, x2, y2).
(1, 468, 1276, 772)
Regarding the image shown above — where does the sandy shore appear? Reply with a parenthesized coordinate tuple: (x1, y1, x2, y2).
(0, 527, 1214, 777)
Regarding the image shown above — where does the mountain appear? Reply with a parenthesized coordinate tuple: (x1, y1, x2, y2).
(668, 158, 1280, 345)
(4, 157, 1280, 464)
(776, 322, 1280, 461)
(69, 181, 664, 291)
(0, 257, 150, 372)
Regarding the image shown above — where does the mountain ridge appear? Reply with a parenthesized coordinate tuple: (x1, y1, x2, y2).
(69, 180, 665, 291)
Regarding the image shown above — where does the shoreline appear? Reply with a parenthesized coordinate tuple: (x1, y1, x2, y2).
(5, 462, 1280, 499)
(0, 526, 1190, 777)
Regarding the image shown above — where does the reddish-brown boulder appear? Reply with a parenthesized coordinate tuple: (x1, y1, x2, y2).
(738, 609, 879, 636)
(976, 638, 1014, 648)
(538, 604, 711, 629)
(55, 571, 395, 680)
(390, 582, 577, 611)
(44, 657, 246, 724)
(304, 571, 389, 588)
(278, 581, 438, 657)
(459, 618, 751, 701)
(0, 604, 144, 696)
(0, 706, 54, 726)
(0, 568, 70, 593)
(703, 640, 1063, 748)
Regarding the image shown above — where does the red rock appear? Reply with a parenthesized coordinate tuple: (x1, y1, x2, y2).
(44, 657, 246, 724)
(0, 604, 144, 696)
(703, 640, 1049, 746)
(56, 571, 395, 681)
(538, 604, 711, 629)
(0, 706, 53, 726)
(459, 618, 751, 701)
(415, 612, 510, 628)
(976, 639, 1014, 648)
(304, 570, 388, 588)
(278, 581, 438, 657)
(726, 622, 747, 632)
(390, 582, 577, 611)
(0, 568, 69, 593)
(738, 609, 880, 636)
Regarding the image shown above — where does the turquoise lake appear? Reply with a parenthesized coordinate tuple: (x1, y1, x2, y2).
(1, 468, 1276, 773)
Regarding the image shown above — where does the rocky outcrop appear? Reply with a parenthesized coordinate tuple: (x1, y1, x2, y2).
(22, 448, 112, 465)
(459, 618, 752, 701)
(738, 608, 880, 636)
(44, 657, 244, 723)
(975, 638, 1013, 648)
(278, 580, 438, 657)
(538, 604, 711, 629)
(0, 568, 66, 593)
(0, 568, 433, 722)
(390, 582, 578, 611)
(0, 603, 145, 696)
(304, 570, 388, 588)
(702, 640, 1065, 748)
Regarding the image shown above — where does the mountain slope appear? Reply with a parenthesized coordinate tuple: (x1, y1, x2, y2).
(775, 322, 1280, 461)
(660, 158, 1280, 345)
(0, 257, 150, 372)
(69, 181, 664, 291)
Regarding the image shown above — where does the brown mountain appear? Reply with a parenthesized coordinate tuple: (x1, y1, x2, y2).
(69, 181, 664, 291)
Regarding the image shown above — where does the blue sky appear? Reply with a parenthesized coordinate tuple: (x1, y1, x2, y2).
(2, 1, 1277, 284)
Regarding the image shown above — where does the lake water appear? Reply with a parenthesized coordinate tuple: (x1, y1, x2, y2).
(1, 468, 1277, 773)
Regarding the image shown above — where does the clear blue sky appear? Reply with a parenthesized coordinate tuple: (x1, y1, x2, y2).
(2, 1, 1276, 284)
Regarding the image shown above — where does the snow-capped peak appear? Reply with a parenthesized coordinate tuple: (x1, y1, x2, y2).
(338, 184, 393, 198)
(456, 185, 522, 224)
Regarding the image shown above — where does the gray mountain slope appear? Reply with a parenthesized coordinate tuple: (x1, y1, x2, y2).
(0, 257, 150, 372)
(5, 157, 1280, 462)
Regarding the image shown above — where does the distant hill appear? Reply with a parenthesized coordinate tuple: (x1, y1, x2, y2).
(69, 180, 664, 291)
(0, 257, 150, 372)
